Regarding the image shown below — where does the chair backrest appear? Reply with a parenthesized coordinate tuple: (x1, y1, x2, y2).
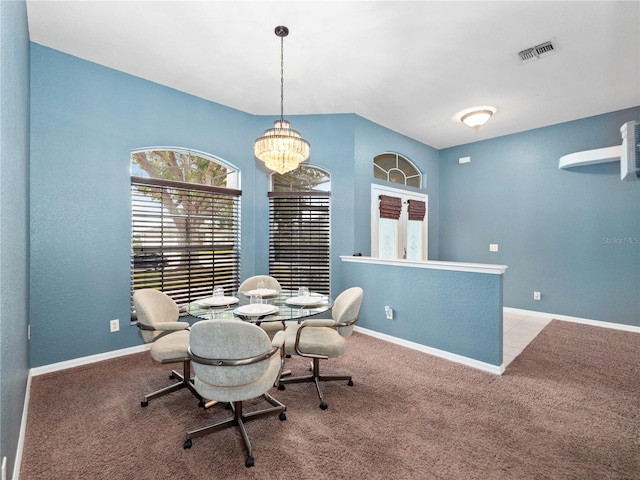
(332, 287, 364, 337)
(238, 275, 282, 292)
(189, 319, 273, 387)
(133, 289, 180, 343)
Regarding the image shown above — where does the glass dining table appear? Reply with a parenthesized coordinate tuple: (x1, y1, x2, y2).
(186, 289, 333, 325)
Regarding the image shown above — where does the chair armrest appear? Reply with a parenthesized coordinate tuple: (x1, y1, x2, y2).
(188, 346, 280, 367)
(271, 330, 286, 348)
(299, 319, 337, 328)
(292, 321, 334, 359)
(153, 321, 190, 331)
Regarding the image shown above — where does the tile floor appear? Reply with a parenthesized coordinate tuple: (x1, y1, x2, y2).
(503, 310, 551, 367)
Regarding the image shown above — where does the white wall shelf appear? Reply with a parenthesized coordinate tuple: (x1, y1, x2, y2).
(559, 145, 621, 169)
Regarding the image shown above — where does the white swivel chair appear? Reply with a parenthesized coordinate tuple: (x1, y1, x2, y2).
(278, 286, 363, 410)
(183, 319, 287, 468)
(238, 275, 285, 334)
(133, 289, 205, 408)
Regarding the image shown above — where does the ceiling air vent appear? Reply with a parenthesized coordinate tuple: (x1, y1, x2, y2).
(517, 39, 557, 64)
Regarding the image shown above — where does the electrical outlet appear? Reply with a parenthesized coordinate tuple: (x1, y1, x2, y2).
(110, 319, 120, 332)
(384, 306, 393, 320)
(534, 291, 541, 300)
(489, 244, 499, 252)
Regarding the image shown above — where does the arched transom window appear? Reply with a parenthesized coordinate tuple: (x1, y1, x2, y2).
(373, 153, 421, 188)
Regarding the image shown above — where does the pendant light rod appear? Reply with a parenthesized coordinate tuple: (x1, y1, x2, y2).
(275, 25, 289, 123)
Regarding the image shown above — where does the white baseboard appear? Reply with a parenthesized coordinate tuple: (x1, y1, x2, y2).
(353, 326, 505, 375)
(11, 372, 30, 480)
(30, 344, 150, 377)
(354, 308, 639, 377)
(503, 307, 640, 333)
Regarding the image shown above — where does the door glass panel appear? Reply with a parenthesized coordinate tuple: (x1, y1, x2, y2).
(378, 218, 398, 259)
(406, 220, 423, 260)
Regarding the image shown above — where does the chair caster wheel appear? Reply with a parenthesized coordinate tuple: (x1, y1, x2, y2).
(198, 400, 205, 408)
(141, 400, 148, 407)
(169, 373, 176, 380)
(245, 456, 255, 468)
(278, 384, 285, 391)
(285, 354, 291, 358)
(347, 379, 354, 386)
(279, 412, 287, 421)
(319, 401, 328, 410)
(183, 439, 192, 449)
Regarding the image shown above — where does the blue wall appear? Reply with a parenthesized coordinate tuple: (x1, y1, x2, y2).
(0, 1, 30, 477)
(29, 45, 405, 367)
(29, 44, 259, 367)
(342, 261, 503, 366)
(439, 108, 640, 326)
(27, 42, 640, 374)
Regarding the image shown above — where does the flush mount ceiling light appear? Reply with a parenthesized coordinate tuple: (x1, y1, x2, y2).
(254, 25, 310, 175)
(457, 106, 497, 130)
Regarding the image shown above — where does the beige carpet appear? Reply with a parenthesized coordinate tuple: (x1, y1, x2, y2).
(20, 320, 639, 479)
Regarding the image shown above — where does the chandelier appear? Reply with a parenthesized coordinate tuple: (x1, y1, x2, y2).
(254, 26, 310, 174)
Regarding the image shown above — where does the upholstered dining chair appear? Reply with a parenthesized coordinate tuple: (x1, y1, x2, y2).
(183, 319, 287, 468)
(278, 286, 363, 410)
(133, 288, 205, 408)
(238, 275, 285, 334)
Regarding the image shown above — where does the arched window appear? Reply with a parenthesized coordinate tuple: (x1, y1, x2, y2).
(269, 165, 331, 294)
(373, 153, 422, 188)
(130, 148, 241, 310)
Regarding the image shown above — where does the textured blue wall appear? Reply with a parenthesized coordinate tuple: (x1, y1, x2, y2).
(29, 44, 258, 367)
(28, 42, 639, 373)
(440, 108, 640, 326)
(0, 1, 30, 477)
(342, 261, 503, 365)
(28, 45, 405, 367)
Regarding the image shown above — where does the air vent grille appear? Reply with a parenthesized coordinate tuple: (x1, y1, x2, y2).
(518, 39, 557, 64)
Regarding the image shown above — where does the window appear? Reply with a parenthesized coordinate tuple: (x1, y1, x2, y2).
(373, 153, 422, 188)
(131, 149, 241, 311)
(269, 165, 331, 294)
(371, 184, 428, 260)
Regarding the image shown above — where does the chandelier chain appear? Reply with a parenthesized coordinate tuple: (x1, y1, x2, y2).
(280, 34, 284, 122)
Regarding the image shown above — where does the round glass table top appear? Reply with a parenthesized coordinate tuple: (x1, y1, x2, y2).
(187, 289, 332, 323)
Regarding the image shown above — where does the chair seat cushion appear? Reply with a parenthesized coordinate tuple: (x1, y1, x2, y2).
(284, 324, 347, 358)
(149, 330, 190, 363)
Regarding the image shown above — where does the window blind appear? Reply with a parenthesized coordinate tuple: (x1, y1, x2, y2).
(379, 194, 402, 219)
(131, 177, 241, 309)
(268, 192, 330, 295)
(408, 199, 426, 221)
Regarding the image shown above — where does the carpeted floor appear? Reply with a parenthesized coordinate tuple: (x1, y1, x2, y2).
(20, 320, 639, 479)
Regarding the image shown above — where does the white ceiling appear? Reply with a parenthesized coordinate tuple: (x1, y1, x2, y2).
(26, 1, 640, 149)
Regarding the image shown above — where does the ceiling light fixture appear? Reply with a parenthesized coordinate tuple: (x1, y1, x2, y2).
(458, 106, 497, 130)
(254, 25, 310, 174)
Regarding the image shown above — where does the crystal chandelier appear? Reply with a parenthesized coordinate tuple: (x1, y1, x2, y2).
(254, 26, 310, 174)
